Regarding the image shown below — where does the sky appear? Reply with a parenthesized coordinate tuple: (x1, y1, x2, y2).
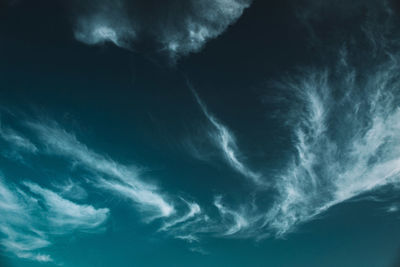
(1, 0, 400, 266)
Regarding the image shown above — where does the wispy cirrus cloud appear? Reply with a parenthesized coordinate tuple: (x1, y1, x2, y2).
(190, 86, 263, 185)
(4, 2, 400, 255)
(160, 195, 266, 243)
(0, 118, 210, 260)
(160, 2, 400, 240)
(28, 121, 175, 219)
(0, 177, 52, 262)
(0, 121, 38, 157)
(23, 181, 109, 234)
(160, 198, 201, 231)
(52, 178, 89, 201)
(18, 119, 257, 244)
(214, 196, 249, 236)
(0, 176, 108, 263)
(264, 42, 400, 236)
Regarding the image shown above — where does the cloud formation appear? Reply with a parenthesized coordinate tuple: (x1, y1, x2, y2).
(190, 86, 263, 185)
(0, 176, 108, 262)
(0, 178, 51, 262)
(52, 178, 89, 201)
(214, 196, 249, 236)
(71, 0, 251, 58)
(28, 121, 175, 219)
(23, 181, 109, 234)
(161, 199, 201, 231)
(3, 3, 400, 260)
(264, 41, 400, 236)
(0, 122, 38, 158)
(74, 0, 136, 49)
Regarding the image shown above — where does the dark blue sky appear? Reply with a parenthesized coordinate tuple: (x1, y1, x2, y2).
(1, 0, 400, 266)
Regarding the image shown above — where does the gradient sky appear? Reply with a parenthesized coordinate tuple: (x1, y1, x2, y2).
(1, 0, 400, 266)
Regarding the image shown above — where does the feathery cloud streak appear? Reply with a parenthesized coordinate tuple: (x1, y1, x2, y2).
(264, 45, 400, 236)
(23, 181, 109, 234)
(190, 86, 263, 185)
(0, 177, 108, 262)
(0, 121, 38, 155)
(28, 121, 175, 219)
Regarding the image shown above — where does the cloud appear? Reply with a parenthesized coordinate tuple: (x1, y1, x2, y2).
(0, 177, 52, 262)
(190, 86, 264, 185)
(28, 121, 175, 219)
(161, 195, 265, 242)
(158, 0, 252, 57)
(161, 198, 201, 231)
(0, 123, 38, 154)
(23, 181, 109, 234)
(0, 225, 52, 263)
(4, 0, 400, 248)
(386, 204, 399, 213)
(161, 213, 214, 242)
(0, 118, 258, 243)
(263, 41, 400, 236)
(189, 246, 209, 255)
(96, 178, 173, 220)
(0, 176, 108, 262)
(175, 234, 200, 243)
(74, 0, 136, 49)
(52, 178, 89, 201)
(70, 0, 251, 58)
(214, 196, 249, 236)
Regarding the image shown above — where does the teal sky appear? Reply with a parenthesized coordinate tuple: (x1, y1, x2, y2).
(1, 0, 400, 266)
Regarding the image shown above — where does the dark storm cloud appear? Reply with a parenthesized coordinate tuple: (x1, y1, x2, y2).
(71, 0, 252, 58)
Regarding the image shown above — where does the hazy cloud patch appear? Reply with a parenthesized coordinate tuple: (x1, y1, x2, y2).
(70, 0, 251, 58)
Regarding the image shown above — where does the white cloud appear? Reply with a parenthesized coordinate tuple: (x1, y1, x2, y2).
(0, 177, 51, 262)
(71, 0, 251, 58)
(264, 46, 400, 236)
(74, 1, 136, 50)
(190, 86, 264, 185)
(161, 199, 201, 231)
(0, 225, 52, 263)
(161, 0, 252, 57)
(96, 178, 173, 220)
(0, 175, 109, 262)
(0, 123, 38, 154)
(23, 181, 109, 234)
(52, 178, 88, 201)
(28, 121, 175, 219)
(214, 196, 249, 236)
(162, 195, 264, 241)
